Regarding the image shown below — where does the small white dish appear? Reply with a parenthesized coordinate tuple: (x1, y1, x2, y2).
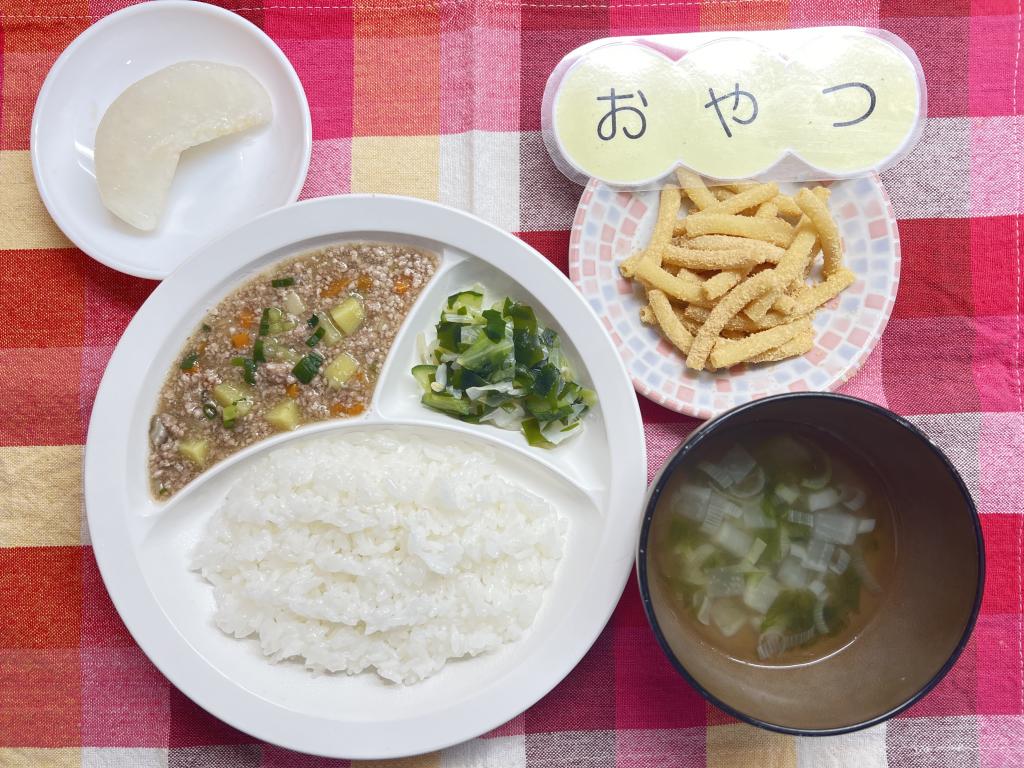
(31, 1, 312, 280)
(84, 195, 646, 758)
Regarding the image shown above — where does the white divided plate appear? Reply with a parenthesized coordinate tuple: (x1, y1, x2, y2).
(84, 196, 646, 759)
(569, 177, 901, 419)
(31, 1, 311, 280)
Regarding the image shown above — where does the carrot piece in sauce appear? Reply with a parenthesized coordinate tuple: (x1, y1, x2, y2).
(231, 332, 251, 349)
(286, 383, 300, 399)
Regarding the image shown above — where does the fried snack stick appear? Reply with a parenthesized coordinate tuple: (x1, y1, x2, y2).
(689, 183, 779, 218)
(745, 328, 815, 364)
(791, 268, 856, 316)
(744, 224, 818, 322)
(724, 181, 758, 193)
(642, 186, 682, 269)
(772, 194, 802, 219)
(685, 214, 794, 248)
(648, 289, 694, 353)
(675, 168, 718, 210)
(634, 259, 705, 304)
(772, 294, 798, 314)
(685, 235, 786, 263)
(704, 268, 750, 300)
(709, 319, 811, 369)
(795, 187, 842, 277)
(756, 201, 779, 218)
(662, 244, 761, 270)
(685, 270, 779, 370)
(684, 304, 797, 332)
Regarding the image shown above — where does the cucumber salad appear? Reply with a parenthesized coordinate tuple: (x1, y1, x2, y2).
(412, 289, 597, 447)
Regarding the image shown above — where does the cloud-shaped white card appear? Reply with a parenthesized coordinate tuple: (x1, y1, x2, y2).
(546, 30, 925, 186)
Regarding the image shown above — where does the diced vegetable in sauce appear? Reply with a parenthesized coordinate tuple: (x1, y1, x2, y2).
(411, 288, 596, 447)
(148, 243, 438, 498)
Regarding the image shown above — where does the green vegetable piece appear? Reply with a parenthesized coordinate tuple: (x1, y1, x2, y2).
(179, 352, 199, 371)
(449, 365, 486, 390)
(221, 396, 253, 428)
(324, 352, 358, 388)
(513, 330, 545, 367)
(271, 277, 295, 288)
(532, 363, 560, 398)
(579, 387, 598, 408)
(421, 391, 475, 416)
(507, 302, 537, 333)
(200, 323, 212, 333)
(252, 338, 266, 363)
(457, 334, 513, 375)
(307, 314, 319, 328)
(823, 566, 862, 635)
(436, 321, 462, 352)
(481, 309, 506, 342)
(266, 400, 301, 431)
(201, 403, 218, 420)
(521, 418, 554, 448)
(762, 589, 817, 634)
(262, 339, 302, 365)
(411, 364, 437, 392)
(446, 290, 483, 311)
(291, 353, 325, 384)
(177, 438, 209, 466)
(318, 314, 343, 345)
(212, 383, 248, 407)
(306, 326, 326, 347)
(330, 297, 365, 335)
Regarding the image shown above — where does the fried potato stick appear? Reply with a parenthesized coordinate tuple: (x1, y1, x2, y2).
(634, 259, 705, 304)
(662, 244, 761, 270)
(685, 235, 786, 263)
(685, 270, 779, 370)
(796, 187, 842, 276)
(791, 268, 856, 315)
(756, 201, 779, 218)
(641, 186, 682, 269)
(745, 328, 815, 364)
(685, 214, 794, 248)
(704, 268, 749, 300)
(772, 194, 802, 219)
(675, 168, 717, 210)
(709, 319, 811, 369)
(743, 224, 818, 322)
(684, 304, 797, 332)
(690, 183, 779, 218)
(648, 289, 694, 353)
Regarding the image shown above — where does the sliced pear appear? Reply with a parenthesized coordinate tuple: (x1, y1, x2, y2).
(94, 61, 272, 231)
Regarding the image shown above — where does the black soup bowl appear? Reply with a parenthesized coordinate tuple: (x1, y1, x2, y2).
(637, 392, 984, 734)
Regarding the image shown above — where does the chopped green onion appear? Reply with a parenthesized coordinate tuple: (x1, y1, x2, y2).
(307, 314, 319, 328)
(258, 308, 272, 336)
(306, 326, 326, 347)
(202, 403, 218, 419)
(229, 357, 257, 385)
(292, 352, 324, 384)
(252, 338, 266, 364)
(271, 277, 295, 288)
(200, 323, 212, 333)
(179, 352, 199, 370)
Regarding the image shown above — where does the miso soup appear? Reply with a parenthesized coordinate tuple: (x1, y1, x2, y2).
(652, 425, 896, 665)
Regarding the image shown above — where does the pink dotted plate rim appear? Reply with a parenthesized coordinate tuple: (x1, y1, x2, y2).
(568, 176, 901, 420)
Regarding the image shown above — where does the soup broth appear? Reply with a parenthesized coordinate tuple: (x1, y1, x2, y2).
(652, 424, 895, 666)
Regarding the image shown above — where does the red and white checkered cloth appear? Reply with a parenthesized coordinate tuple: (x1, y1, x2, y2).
(1, 0, 1022, 765)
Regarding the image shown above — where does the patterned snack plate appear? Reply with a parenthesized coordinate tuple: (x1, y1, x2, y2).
(568, 176, 901, 419)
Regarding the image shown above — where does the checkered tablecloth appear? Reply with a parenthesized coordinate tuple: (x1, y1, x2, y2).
(1, 0, 1021, 765)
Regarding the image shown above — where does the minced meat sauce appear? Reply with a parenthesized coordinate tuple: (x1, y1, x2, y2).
(149, 242, 438, 497)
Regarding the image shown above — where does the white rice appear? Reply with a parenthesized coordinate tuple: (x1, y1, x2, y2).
(192, 432, 566, 684)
